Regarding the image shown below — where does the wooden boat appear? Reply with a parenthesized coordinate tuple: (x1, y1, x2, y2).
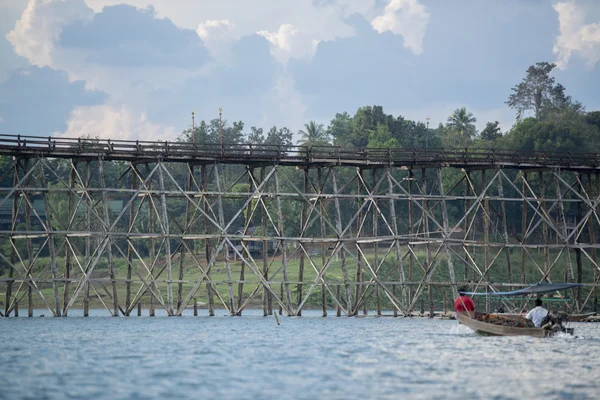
(456, 312, 574, 337)
(456, 283, 582, 336)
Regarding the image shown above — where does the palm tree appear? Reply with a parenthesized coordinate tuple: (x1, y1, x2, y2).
(446, 107, 477, 147)
(298, 121, 330, 146)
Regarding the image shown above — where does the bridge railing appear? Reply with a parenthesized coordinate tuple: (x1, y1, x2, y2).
(1, 134, 599, 167)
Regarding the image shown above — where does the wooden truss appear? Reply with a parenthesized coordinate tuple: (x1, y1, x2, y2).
(1, 153, 599, 317)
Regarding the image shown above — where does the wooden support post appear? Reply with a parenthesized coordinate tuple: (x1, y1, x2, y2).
(336, 285, 341, 317)
(275, 167, 293, 313)
(464, 170, 471, 281)
(373, 169, 381, 317)
(157, 160, 173, 315)
(98, 157, 118, 316)
(355, 168, 366, 316)
(261, 167, 271, 316)
(279, 284, 283, 316)
(25, 158, 33, 318)
(387, 168, 405, 311)
(40, 161, 61, 317)
(137, 302, 142, 317)
(575, 173, 583, 309)
(297, 168, 308, 316)
(520, 172, 527, 284)
(203, 165, 216, 316)
(318, 167, 327, 317)
(497, 168, 512, 284)
(423, 168, 433, 315)
(408, 168, 414, 310)
(482, 169, 490, 283)
(594, 173, 599, 313)
(428, 285, 434, 318)
(214, 164, 231, 315)
(393, 284, 398, 317)
(84, 161, 91, 317)
(5, 159, 18, 317)
(149, 296, 155, 317)
(539, 171, 550, 278)
(193, 297, 198, 316)
(28, 286, 33, 317)
(177, 164, 193, 312)
(331, 168, 351, 313)
(553, 171, 574, 286)
(238, 167, 253, 315)
(62, 165, 75, 316)
(147, 163, 156, 318)
(14, 301, 18, 317)
(126, 165, 137, 315)
(443, 290, 448, 314)
(437, 168, 458, 299)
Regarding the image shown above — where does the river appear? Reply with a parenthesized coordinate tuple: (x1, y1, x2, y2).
(1, 309, 599, 399)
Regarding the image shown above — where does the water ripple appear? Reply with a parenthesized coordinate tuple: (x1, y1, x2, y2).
(0, 312, 599, 399)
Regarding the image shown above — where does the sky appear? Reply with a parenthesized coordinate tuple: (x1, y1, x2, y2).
(0, 0, 599, 142)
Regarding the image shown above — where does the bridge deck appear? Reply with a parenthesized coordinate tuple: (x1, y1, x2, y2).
(1, 134, 598, 170)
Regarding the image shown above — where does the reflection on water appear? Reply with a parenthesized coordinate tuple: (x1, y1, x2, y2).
(1, 310, 599, 399)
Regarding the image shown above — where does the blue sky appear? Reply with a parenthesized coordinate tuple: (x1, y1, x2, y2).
(0, 0, 599, 141)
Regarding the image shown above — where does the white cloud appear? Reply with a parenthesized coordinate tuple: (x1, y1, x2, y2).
(553, 1, 600, 69)
(258, 24, 319, 65)
(84, 0, 373, 44)
(371, 0, 429, 55)
(196, 19, 238, 64)
(59, 104, 177, 141)
(6, 0, 93, 67)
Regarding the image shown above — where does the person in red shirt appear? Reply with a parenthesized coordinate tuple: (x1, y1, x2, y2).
(454, 287, 475, 316)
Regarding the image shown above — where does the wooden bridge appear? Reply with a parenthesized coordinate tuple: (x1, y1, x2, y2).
(0, 134, 599, 317)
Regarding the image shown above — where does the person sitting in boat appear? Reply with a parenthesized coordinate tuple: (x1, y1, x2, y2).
(525, 298, 548, 327)
(454, 287, 475, 316)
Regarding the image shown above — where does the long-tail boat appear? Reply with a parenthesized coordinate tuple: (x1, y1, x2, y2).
(456, 283, 582, 337)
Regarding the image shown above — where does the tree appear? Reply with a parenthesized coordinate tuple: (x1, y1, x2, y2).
(480, 121, 502, 141)
(327, 112, 354, 146)
(298, 121, 330, 146)
(505, 116, 598, 153)
(265, 126, 293, 147)
(247, 126, 265, 145)
(506, 62, 581, 120)
(368, 123, 399, 148)
(446, 107, 477, 147)
(585, 111, 600, 131)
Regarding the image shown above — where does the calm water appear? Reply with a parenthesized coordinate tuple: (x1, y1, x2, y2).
(1, 309, 600, 400)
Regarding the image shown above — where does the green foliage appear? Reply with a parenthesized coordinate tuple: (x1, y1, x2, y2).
(298, 121, 330, 146)
(506, 115, 598, 153)
(480, 121, 502, 142)
(445, 107, 477, 147)
(368, 124, 399, 148)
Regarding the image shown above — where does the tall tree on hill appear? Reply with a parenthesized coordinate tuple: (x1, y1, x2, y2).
(506, 62, 582, 120)
(446, 107, 477, 147)
(298, 121, 329, 146)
